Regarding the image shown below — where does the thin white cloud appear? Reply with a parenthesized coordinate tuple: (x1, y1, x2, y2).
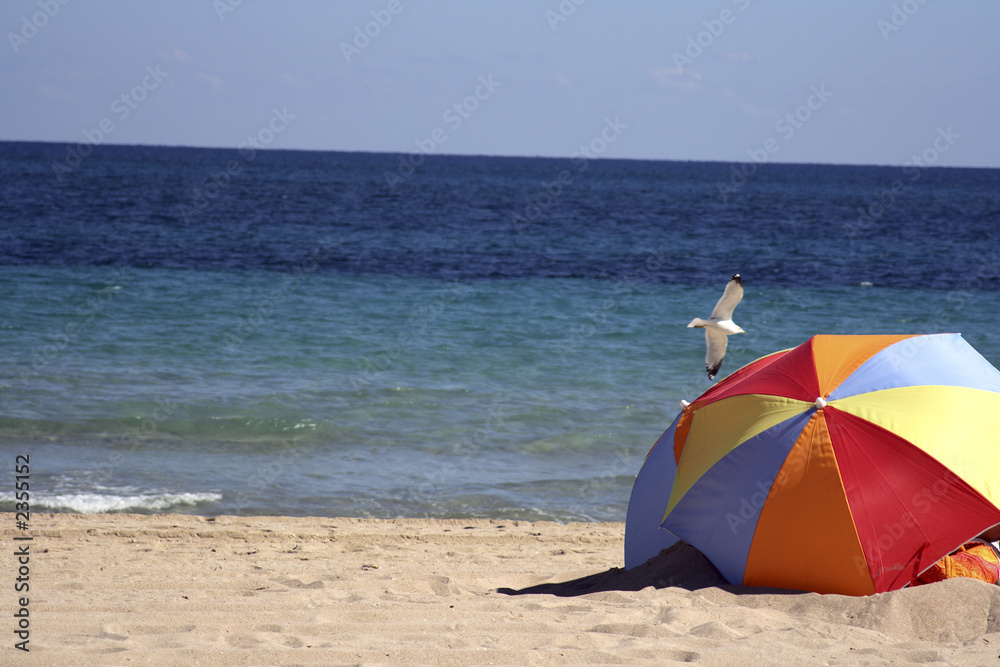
(740, 101, 774, 117)
(197, 72, 222, 90)
(650, 67, 703, 92)
(158, 49, 192, 64)
(281, 73, 308, 88)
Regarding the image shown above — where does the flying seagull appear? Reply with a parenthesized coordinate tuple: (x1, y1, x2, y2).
(687, 274, 745, 380)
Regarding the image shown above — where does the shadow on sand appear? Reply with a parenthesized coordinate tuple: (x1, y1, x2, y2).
(497, 541, 802, 598)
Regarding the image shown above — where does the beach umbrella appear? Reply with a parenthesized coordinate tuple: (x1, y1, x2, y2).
(625, 333, 1000, 595)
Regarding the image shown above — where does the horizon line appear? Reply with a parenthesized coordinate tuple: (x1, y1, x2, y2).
(1, 138, 997, 172)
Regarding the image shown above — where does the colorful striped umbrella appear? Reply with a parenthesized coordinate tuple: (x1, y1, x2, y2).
(625, 333, 1000, 595)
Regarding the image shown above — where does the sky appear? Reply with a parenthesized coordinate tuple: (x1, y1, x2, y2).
(2, 0, 998, 168)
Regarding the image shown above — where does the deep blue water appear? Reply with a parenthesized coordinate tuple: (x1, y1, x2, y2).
(1, 140, 999, 521)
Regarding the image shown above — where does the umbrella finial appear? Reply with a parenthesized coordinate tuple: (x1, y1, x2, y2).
(815, 397, 827, 409)
(680, 399, 691, 409)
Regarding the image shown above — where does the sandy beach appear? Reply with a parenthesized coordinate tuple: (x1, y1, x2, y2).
(2, 513, 1000, 665)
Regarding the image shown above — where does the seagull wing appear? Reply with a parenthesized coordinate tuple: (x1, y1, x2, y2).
(709, 274, 743, 320)
(705, 328, 728, 380)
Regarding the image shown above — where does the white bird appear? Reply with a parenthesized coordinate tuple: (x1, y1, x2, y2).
(687, 274, 745, 380)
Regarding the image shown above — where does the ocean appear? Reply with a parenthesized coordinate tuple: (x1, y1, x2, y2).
(1, 141, 999, 522)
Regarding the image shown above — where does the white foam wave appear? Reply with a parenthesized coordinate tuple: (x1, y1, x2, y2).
(33, 491, 223, 513)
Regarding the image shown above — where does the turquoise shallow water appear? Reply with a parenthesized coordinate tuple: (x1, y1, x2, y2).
(3, 265, 999, 521)
(1, 142, 999, 521)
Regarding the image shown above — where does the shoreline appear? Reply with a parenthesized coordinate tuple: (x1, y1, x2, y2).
(3, 512, 999, 665)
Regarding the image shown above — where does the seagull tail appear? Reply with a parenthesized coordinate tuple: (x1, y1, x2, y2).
(687, 318, 709, 328)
